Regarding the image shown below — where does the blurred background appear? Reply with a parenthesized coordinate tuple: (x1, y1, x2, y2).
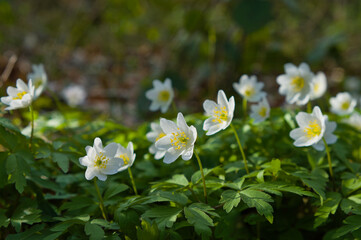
(0, 0, 360, 125)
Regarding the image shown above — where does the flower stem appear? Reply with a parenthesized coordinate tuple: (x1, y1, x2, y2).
(29, 104, 35, 147)
(172, 101, 178, 114)
(128, 167, 138, 195)
(230, 123, 249, 174)
(93, 178, 107, 221)
(307, 102, 312, 113)
(242, 98, 247, 119)
(322, 137, 333, 179)
(194, 149, 207, 204)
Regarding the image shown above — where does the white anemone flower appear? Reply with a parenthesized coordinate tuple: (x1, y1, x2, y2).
(155, 112, 197, 164)
(277, 63, 314, 105)
(233, 75, 266, 102)
(146, 122, 167, 159)
(343, 112, 361, 131)
(27, 64, 47, 98)
(79, 138, 121, 181)
(62, 84, 87, 107)
(145, 78, 174, 113)
(203, 90, 235, 135)
(290, 106, 326, 147)
(115, 142, 136, 172)
(1, 79, 35, 110)
(329, 92, 356, 116)
(310, 72, 327, 100)
(250, 97, 270, 124)
(312, 116, 337, 151)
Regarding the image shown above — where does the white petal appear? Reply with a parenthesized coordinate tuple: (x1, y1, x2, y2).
(177, 113, 188, 132)
(181, 147, 194, 160)
(203, 117, 215, 131)
(16, 79, 28, 92)
(163, 149, 181, 164)
(160, 118, 178, 134)
(104, 142, 118, 157)
(206, 124, 223, 136)
(154, 149, 166, 159)
(284, 63, 298, 75)
(145, 89, 157, 100)
(289, 128, 304, 141)
(217, 90, 228, 107)
(97, 173, 108, 181)
(203, 100, 218, 114)
(149, 101, 160, 111)
(79, 156, 91, 166)
(85, 167, 97, 180)
(93, 137, 103, 154)
(155, 135, 172, 150)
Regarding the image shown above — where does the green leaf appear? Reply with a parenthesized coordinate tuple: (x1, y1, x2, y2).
(104, 183, 129, 200)
(219, 190, 241, 213)
(84, 222, 105, 240)
(142, 206, 182, 230)
(0, 209, 9, 228)
(5, 223, 45, 240)
(184, 203, 218, 239)
(314, 192, 342, 228)
(51, 215, 90, 232)
(90, 219, 119, 230)
(144, 191, 188, 206)
(239, 189, 274, 223)
(166, 174, 189, 187)
(136, 219, 159, 240)
(60, 196, 94, 212)
(333, 215, 361, 239)
(10, 199, 42, 232)
(6, 154, 30, 193)
(52, 152, 69, 173)
(0, 117, 20, 132)
(248, 182, 316, 198)
(0, 152, 8, 187)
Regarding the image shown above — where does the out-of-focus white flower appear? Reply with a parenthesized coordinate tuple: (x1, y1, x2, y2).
(344, 77, 361, 93)
(343, 112, 361, 131)
(312, 116, 337, 151)
(27, 64, 47, 98)
(329, 92, 356, 116)
(233, 75, 266, 102)
(310, 72, 327, 100)
(145, 78, 174, 113)
(250, 97, 270, 124)
(62, 84, 87, 107)
(1, 79, 34, 110)
(277, 63, 314, 105)
(115, 142, 136, 172)
(155, 112, 197, 164)
(203, 90, 235, 135)
(79, 138, 121, 181)
(290, 106, 326, 147)
(146, 122, 167, 159)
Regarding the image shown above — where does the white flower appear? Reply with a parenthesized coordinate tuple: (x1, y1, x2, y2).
(233, 75, 266, 102)
(250, 97, 270, 123)
(146, 122, 167, 159)
(290, 106, 326, 147)
(310, 72, 327, 100)
(203, 90, 235, 135)
(62, 84, 87, 107)
(312, 116, 337, 151)
(145, 78, 174, 113)
(115, 142, 136, 172)
(277, 63, 314, 105)
(155, 112, 197, 164)
(1, 79, 35, 110)
(79, 137, 121, 181)
(27, 64, 47, 98)
(343, 112, 361, 131)
(330, 92, 356, 116)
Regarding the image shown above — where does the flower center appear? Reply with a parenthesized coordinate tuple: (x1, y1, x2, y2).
(291, 76, 304, 91)
(313, 83, 319, 93)
(212, 106, 228, 123)
(304, 120, 321, 139)
(34, 78, 43, 88)
(94, 152, 108, 169)
(13, 91, 27, 100)
(156, 132, 166, 142)
(341, 101, 350, 110)
(119, 154, 130, 165)
(158, 90, 170, 102)
(170, 129, 189, 150)
(258, 107, 267, 118)
(244, 87, 255, 97)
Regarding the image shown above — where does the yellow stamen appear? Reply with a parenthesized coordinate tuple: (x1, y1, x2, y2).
(304, 120, 321, 139)
(170, 128, 189, 150)
(313, 83, 319, 93)
(13, 91, 27, 100)
(94, 152, 108, 169)
(119, 154, 130, 165)
(212, 106, 228, 123)
(291, 76, 304, 91)
(156, 132, 166, 142)
(244, 87, 254, 97)
(158, 90, 170, 102)
(341, 101, 350, 110)
(258, 107, 267, 118)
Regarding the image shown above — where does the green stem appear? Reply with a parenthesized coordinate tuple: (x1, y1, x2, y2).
(307, 102, 312, 113)
(230, 123, 249, 174)
(93, 178, 107, 221)
(172, 101, 178, 115)
(242, 98, 247, 119)
(29, 104, 34, 147)
(128, 167, 138, 195)
(322, 137, 333, 179)
(194, 149, 207, 204)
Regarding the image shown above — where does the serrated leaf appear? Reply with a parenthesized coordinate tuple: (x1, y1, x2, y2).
(144, 191, 188, 205)
(292, 170, 327, 204)
(136, 219, 159, 240)
(219, 190, 241, 213)
(104, 183, 129, 200)
(0, 209, 9, 228)
(239, 189, 274, 223)
(91, 219, 119, 230)
(60, 196, 94, 211)
(191, 168, 212, 184)
(6, 154, 30, 193)
(52, 152, 69, 173)
(142, 206, 182, 230)
(166, 174, 189, 186)
(314, 192, 342, 228)
(333, 215, 361, 239)
(84, 222, 105, 240)
(5, 223, 45, 240)
(0, 117, 20, 132)
(248, 182, 316, 198)
(10, 199, 42, 232)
